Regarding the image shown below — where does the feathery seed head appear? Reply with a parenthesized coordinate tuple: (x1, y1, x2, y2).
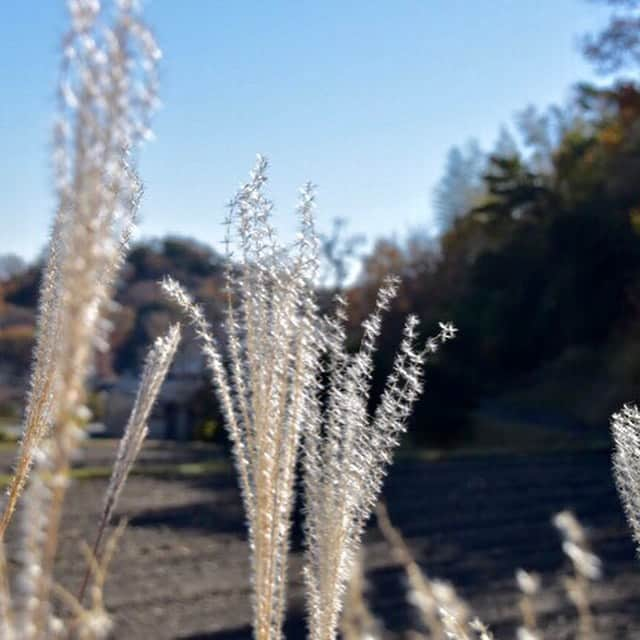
(163, 157, 456, 640)
(516, 569, 540, 596)
(611, 403, 640, 554)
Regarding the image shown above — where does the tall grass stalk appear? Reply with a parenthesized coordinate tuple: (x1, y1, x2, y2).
(0, 0, 159, 541)
(0, 1, 173, 637)
(78, 324, 181, 603)
(303, 301, 455, 640)
(611, 404, 640, 552)
(515, 569, 541, 640)
(552, 511, 601, 640)
(163, 159, 322, 640)
(164, 157, 455, 640)
(376, 502, 484, 640)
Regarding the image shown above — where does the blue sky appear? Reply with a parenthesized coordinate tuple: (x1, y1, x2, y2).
(0, 1, 614, 261)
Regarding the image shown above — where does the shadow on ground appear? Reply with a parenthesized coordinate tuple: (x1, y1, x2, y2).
(178, 615, 306, 640)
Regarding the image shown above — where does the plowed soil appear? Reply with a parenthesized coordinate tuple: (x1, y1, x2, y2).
(3, 442, 640, 639)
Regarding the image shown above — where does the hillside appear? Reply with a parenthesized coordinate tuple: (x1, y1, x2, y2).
(0, 237, 227, 425)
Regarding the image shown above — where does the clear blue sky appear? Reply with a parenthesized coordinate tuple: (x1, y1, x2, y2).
(0, 1, 613, 261)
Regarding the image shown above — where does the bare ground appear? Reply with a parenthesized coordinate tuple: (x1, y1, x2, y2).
(3, 441, 640, 639)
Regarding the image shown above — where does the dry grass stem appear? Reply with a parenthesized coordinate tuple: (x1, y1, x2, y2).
(515, 568, 542, 640)
(553, 511, 601, 640)
(340, 553, 382, 640)
(78, 325, 181, 602)
(163, 159, 321, 640)
(376, 502, 498, 640)
(303, 306, 455, 640)
(164, 158, 456, 640)
(611, 404, 640, 552)
(0, 0, 161, 636)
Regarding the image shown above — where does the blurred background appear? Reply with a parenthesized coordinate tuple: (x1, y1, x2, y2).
(3, 1, 640, 638)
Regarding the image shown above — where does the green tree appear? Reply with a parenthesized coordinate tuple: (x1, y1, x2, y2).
(583, 0, 640, 73)
(433, 140, 487, 232)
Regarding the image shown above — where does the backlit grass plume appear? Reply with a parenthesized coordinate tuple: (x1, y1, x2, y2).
(0, 0, 160, 540)
(163, 156, 322, 640)
(303, 295, 455, 640)
(163, 157, 455, 640)
(515, 568, 541, 640)
(78, 323, 181, 603)
(100, 324, 181, 542)
(375, 502, 487, 640)
(611, 404, 640, 554)
(0, 0, 168, 637)
(552, 511, 601, 640)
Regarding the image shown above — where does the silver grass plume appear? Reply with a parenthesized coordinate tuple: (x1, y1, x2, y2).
(162, 156, 321, 640)
(163, 157, 456, 640)
(101, 323, 181, 531)
(552, 510, 601, 640)
(78, 324, 181, 602)
(302, 277, 456, 640)
(0, 0, 159, 541)
(2, 0, 160, 637)
(611, 404, 640, 552)
(376, 502, 482, 640)
(515, 569, 541, 640)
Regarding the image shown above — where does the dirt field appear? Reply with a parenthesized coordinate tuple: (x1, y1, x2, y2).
(3, 441, 640, 639)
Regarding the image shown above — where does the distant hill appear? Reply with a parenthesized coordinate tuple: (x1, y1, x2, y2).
(0, 236, 227, 418)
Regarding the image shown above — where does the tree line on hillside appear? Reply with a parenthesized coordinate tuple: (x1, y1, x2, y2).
(2, 0, 640, 446)
(347, 1, 640, 443)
